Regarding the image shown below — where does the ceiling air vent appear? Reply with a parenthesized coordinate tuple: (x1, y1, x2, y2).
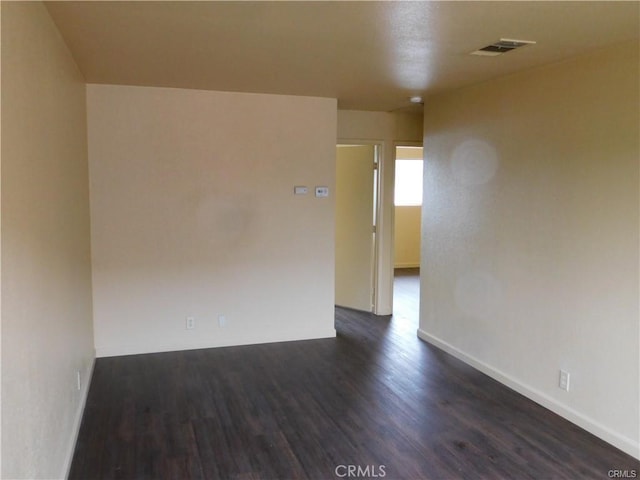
(471, 38, 536, 57)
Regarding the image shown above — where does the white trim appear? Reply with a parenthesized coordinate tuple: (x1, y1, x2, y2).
(417, 328, 640, 460)
(96, 329, 337, 358)
(62, 354, 96, 479)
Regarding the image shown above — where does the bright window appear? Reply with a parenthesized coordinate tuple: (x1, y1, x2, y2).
(394, 159, 423, 206)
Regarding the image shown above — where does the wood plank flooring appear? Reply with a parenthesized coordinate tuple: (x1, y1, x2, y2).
(392, 268, 421, 330)
(70, 270, 639, 479)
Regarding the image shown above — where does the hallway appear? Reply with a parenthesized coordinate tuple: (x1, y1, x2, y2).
(392, 267, 420, 332)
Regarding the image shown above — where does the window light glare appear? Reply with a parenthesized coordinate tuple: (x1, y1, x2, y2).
(395, 160, 424, 206)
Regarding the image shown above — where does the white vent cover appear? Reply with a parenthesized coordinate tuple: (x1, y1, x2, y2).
(471, 38, 536, 56)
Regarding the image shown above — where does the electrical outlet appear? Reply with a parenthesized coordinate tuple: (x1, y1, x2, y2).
(218, 315, 227, 327)
(186, 316, 195, 330)
(559, 370, 570, 391)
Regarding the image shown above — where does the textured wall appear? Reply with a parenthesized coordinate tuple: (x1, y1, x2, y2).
(419, 42, 639, 458)
(88, 84, 337, 356)
(1, 3, 95, 477)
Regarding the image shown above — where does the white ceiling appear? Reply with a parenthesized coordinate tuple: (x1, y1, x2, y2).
(45, 1, 639, 112)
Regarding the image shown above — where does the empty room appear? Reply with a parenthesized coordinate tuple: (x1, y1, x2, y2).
(1, 1, 639, 479)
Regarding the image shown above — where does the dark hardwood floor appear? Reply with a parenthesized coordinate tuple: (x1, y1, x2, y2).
(70, 269, 639, 479)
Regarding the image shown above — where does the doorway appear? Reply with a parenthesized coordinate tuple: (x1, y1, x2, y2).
(335, 144, 380, 312)
(393, 145, 423, 326)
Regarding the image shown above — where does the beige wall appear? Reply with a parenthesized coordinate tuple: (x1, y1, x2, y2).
(88, 84, 337, 357)
(394, 207, 421, 268)
(419, 41, 639, 458)
(337, 110, 423, 314)
(1, 3, 95, 478)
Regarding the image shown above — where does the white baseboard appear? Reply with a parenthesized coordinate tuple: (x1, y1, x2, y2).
(417, 328, 640, 460)
(95, 329, 337, 358)
(62, 354, 96, 479)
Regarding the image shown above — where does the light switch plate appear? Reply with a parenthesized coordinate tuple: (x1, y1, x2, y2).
(294, 186, 308, 195)
(315, 186, 329, 197)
